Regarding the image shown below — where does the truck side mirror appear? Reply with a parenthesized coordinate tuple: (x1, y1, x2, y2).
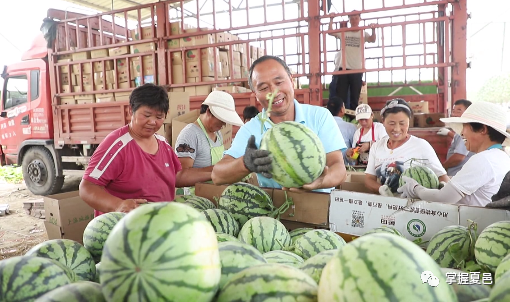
(0, 112, 6, 118)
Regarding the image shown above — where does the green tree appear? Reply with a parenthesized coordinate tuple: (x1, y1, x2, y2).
(475, 73, 510, 103)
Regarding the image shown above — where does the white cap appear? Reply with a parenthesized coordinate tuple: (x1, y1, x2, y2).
(355, 104, 373, 120)
(441, 101, 510, 146)
(202, 91, 244, 127)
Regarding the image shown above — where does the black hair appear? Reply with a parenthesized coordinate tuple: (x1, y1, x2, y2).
(326, 96, 345, 116)
(129, 83, 169, 116)
(248, 55, 292, 91)
(381, 98, 413, 120)
(243, 106, 259, 121)
(200, 104, 209, 114)
(454, 99, 472, 109)
(468, 123, 506, 144)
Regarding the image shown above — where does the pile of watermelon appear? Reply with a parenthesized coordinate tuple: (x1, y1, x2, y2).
(2, 182, 510, 301)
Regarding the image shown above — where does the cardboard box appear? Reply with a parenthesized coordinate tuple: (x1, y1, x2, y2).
(232, 51, 241, 66)
(58, 59, 72, 73)
(414, 113, 446, 128)
(329, 190, 459, 243)
(92, 60, 114, 72)
(359, 84, 368, 104)
(75, 73, 94, 86)
(185, 86, 196, 96)
(114, 92, 131, 102)
(76, 98, 96, 104)
(222, 123, 233, 149)
(194, 182, 330, 228)
(94, 70, 115, 85)
(90, 49, 109, 59)
(240, 52, 248, 67)
(43, 191, 94, 244)
(73, 85, 93, 93)
(250, 46, 259, 59)
(171, 64, 185, 84)
(60, 97, 76, 105)
(184, 48, 218, 62)
(71, 51, 90, 61)
(60, 73, 76, 86)
(186, 60, 221, 77)
(130, 42, 156, 54)
(232, 65, 242, 79)
(75, 94, 96, 101)
(165, 91, 190, 123)
(196, 85, 212, 96)
(170, 21, 190, 35)
(130, 26, 155, 40)
(409, 101, 429, 114)
(95, 94, 115, 103)
(72, 63, 92, 74)
(213, 86, 245, 93)
(131, 56, 155, 77)
(168, 39, 180, 49)
(108, 45, 130, 56)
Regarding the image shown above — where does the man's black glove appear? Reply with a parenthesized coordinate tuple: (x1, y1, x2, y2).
(243, 135, 273, 178)
(486, 170, 510, 209)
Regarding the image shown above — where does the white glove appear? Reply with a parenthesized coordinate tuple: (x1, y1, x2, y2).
(397, 176, 420, 199)
(437, 128, 451, 136)
(379, 185, 394, 197)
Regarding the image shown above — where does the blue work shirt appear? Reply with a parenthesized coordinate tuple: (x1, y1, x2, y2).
(225, 99, 347, 193)
(333, 116, 357, 165)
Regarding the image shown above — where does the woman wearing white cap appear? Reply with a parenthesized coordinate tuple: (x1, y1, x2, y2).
(398, 101, 510, 207)
(365, 98, 449, 197)
(345, 103, 387, 165)
(174, 91, 244, 192)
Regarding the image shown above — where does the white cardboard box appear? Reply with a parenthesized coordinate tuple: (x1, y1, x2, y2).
(330, 190, 510, 245)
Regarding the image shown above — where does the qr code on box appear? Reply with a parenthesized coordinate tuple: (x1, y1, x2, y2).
(351, 210, 364, 228)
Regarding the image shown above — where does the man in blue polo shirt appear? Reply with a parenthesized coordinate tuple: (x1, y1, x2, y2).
(212, 55, 347, 192)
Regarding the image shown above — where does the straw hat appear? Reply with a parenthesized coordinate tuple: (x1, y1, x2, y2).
(202, 91, 244, 127)
(440, 101, 510, 146)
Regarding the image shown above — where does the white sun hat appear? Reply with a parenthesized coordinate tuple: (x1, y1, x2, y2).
(440, 101, 510, 146)
(355, 104, 373, 120)
(202, 91, 244, 127)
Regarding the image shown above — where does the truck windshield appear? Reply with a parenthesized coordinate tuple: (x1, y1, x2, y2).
(4, 76, 28, 110)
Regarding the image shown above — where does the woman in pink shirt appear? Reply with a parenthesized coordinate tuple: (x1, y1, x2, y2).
(79, 84, 195, 217)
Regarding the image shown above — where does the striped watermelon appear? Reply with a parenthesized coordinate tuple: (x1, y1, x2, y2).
(289, 227, 313, 244)
(202, 209, 240, 237)
(259, 121, 326, 188)
(299, 249, 338, 283)
(318, 233, 457, 302)
(218, 241, 267, 288)
(399, 165, 439, 189)
(217, 263, 318, 301)
(263, 250, 304, 267)
(294, 229, 346, 260)
(475, 221, 510, 272)
(217, 232, 241, 243)
(100, 202, 220, 301)
(0, 256, 71, 301)
(183, 196, 216, 211)
(83, 212, 126, 263)
(25, 239, 96, 282)
(496, 253, 510, 282)
(238, 216, 291, 253)
(363, 226, 404, 237)
(440, 268, 491, 302)
(489, 269, 510, 302)
(218, 182, 274, 227)
(426, 225, 472, 268)
(34, 281, 105, 302)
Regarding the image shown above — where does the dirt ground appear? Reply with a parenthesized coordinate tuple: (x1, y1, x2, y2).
(0, 175, 82, 260)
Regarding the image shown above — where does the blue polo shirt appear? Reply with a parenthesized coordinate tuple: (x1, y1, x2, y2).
(225, 99, 347, 192)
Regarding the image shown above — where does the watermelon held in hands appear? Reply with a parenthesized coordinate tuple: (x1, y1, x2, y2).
(0, 256, 71, 302)
(100, 202, 221, 301)
(399, 164, 439, 189)
(260, 121, 326, 188)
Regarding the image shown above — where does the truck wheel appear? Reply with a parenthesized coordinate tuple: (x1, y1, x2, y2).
(22, 146, 64, 196)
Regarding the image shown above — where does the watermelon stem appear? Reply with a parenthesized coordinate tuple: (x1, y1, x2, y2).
(270, 191, 295, 220)
(259, 89, 279, 134)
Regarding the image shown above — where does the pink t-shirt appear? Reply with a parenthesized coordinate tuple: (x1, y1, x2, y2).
(83, 125, 182, 217)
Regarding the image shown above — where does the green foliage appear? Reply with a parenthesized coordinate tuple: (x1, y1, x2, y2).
(0, 165, 23, 184)
(475, 73, 510, 103)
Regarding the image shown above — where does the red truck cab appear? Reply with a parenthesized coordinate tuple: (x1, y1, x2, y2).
(0, 35, 64, 195)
